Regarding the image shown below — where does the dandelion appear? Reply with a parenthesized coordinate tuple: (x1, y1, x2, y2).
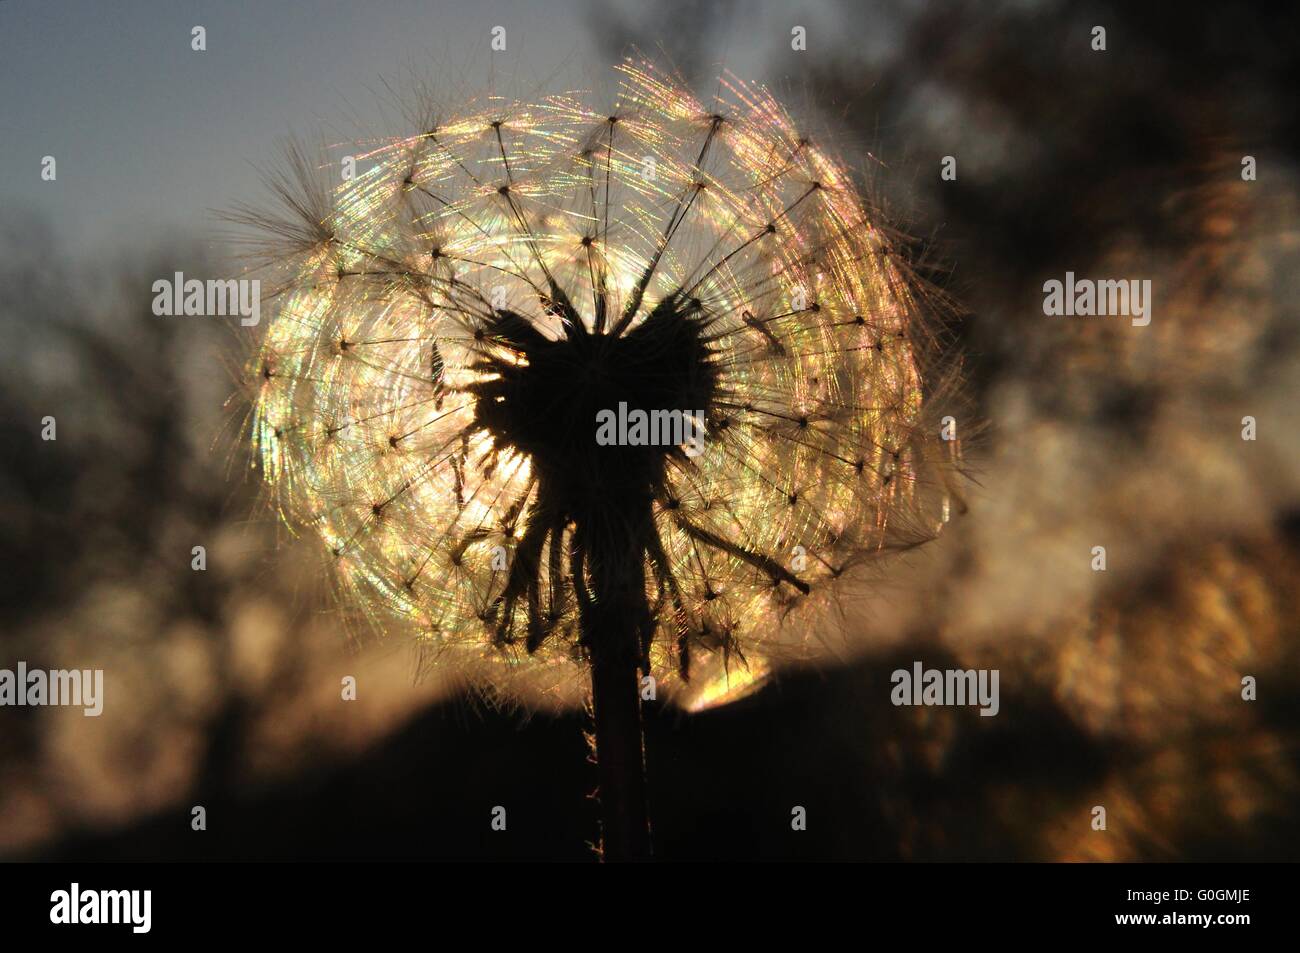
(232, 60, 963, 859)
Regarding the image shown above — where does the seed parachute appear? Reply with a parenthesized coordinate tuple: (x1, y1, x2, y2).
(236, 59, 963, 711)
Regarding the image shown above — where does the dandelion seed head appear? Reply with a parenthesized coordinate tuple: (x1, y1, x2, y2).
(244, 60, 963, 707)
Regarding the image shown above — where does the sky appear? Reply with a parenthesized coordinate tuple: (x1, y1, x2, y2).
(0, 0, 804, 259)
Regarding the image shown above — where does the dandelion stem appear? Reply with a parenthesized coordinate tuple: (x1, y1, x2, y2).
(581, 518, 654, 862)
(588, 625, 652, 862)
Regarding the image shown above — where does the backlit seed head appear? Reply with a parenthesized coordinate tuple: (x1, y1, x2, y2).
(239, 60, 965, 708)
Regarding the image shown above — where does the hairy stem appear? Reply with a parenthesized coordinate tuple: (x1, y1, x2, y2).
(588, 630, 652, 861)
(580, 519, 654, 862)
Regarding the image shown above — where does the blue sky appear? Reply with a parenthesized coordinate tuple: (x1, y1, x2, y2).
(0, 0, 806, 259)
